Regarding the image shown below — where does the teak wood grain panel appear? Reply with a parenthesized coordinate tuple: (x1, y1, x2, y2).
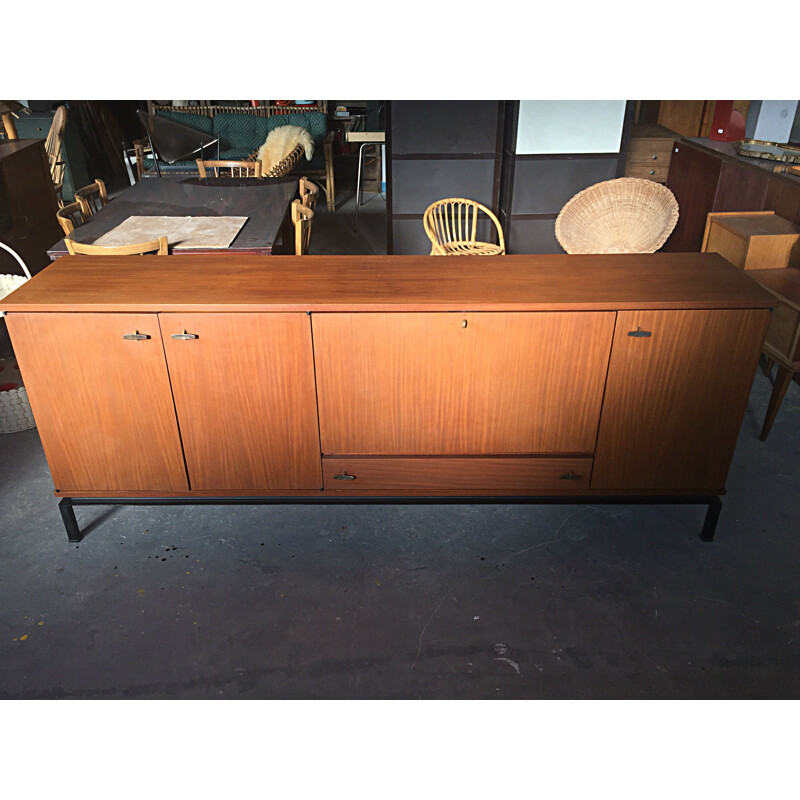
(160, 313, 321, 491)
(591, 309, 770, 491)
(0, 254, 775, 313)
(5, 313, 188, 493)
(313, 311, 615, 455)
(322, 456, 593, 495)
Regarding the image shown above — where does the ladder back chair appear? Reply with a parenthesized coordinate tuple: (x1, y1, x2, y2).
(75, 178, 109, 219)
(196, 159, 262, 178)
(299, 176, 319, 212)
(64, 236, 169, 256)
(45, 105, 68, 206)
(423, 198, 506, 256)
(56, 202, 86, 236)
(291, 199, 314, 255)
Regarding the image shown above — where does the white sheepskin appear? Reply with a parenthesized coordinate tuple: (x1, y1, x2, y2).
(257, 125, 314, 174)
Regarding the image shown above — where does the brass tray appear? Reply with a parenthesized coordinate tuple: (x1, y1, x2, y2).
(736, 139, 800, 163)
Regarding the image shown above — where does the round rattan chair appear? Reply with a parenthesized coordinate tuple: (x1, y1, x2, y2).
(554, 178, 679, 254)
(423, 198, 505, 256)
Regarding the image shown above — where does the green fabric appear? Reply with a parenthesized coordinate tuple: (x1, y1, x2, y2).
(154, 110, 214, 135)
(213, 113, 270, 152)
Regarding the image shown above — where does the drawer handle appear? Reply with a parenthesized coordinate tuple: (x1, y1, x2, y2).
(334, 472, 356, 480)
(171, 330, 198, 340)
(628, 327, 652, 337)
(650, 170, 656, 175)
(122, 331, 150, 341)
(560, 471, 582, 480)
(652, 155, 658, 160)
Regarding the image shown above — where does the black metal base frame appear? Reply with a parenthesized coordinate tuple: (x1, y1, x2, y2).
(58, 495, 723, 544)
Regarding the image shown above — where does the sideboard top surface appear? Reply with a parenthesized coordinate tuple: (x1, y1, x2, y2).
(0, 253, 775, 313)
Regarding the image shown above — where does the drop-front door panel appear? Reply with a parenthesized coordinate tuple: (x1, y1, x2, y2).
(313, 311, 616, 455)
(591, 308, 770, 491)
(160, 313, 321, 491)
(5, 312, 189, 493)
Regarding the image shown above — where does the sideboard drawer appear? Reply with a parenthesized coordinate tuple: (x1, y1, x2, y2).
(322, 456, 593, 495)
(625, 139, 673, 182)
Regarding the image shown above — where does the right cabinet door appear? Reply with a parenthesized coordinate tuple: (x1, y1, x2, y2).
(591, 309, 770, 491)
(314, 311, 615, 455)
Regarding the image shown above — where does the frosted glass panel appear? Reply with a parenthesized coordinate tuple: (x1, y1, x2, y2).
(516, 100, 626, 154)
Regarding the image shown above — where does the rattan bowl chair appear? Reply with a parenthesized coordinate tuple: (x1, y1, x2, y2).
(423, 198, 505, 256)
(247, 143, 306, 179)
(45, 105, 68, 206)
(196, 159, 262, 178)
(65, 236, 169, 256)
(554, 177, 679, 254)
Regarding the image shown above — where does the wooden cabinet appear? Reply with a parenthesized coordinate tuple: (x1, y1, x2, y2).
(313, 311, 615, 455)
(592, 309, 769, 490)
(6, 310, 321, 495)
(0, 253, 774, 539)
(702, 211, 800, 271)
(6, 312, 188, 493)
(160, 313, 321, 491)
(624, 125, 675, 183)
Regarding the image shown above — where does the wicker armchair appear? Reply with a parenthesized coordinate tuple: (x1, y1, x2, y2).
(555, 178, 679, 254)
(44, 106, 68, 206)
(423, 198, 506, 256)
(247, 143, 305, 178)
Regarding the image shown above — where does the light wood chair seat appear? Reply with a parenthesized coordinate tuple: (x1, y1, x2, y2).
(65, 236, 169, 256)
(75, 178, 109, 218)
(56, 202, 86, 235)
(423, 198, 506, 256)
(196, 160, 262, 178)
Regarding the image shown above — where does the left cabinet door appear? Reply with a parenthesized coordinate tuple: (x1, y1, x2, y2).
(6, 313, 189, 493)
(160, 313, 321, 492)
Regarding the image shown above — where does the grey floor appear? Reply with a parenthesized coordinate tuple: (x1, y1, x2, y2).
(1, 174, 799, 699)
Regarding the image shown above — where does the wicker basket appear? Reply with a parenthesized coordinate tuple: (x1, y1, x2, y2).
(0, 241, 32, 315)
(0, 357, 35, 433)
(554, 177, 679, 254)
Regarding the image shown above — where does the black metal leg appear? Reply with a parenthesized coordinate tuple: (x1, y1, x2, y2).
(700, 496, 722, 542)
(59, 498, 82, 543)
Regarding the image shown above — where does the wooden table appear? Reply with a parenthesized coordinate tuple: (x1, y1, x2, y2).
(47, 175, 298, 259)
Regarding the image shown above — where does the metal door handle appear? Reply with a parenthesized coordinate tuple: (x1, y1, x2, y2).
(627, 327, 652, 337)
(123, 331, 150, 341)
(171, 330, 198, 340)
(560, 471, 582, 480)
(334, 472, 356, 480)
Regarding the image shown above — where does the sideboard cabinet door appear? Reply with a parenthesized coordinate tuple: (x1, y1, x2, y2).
(5, 312, 189, 493)
(160, 313, 321, 491)
(313, 311, 616, 455)
(591, 309, 770, 491)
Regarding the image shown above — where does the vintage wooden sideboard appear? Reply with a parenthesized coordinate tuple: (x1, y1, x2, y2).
(0, 253, 774, 542)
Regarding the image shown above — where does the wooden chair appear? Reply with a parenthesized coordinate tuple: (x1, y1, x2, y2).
(291, 199, 314, 255)
(75, 178, 109, 219)
(196, 159, 262, 178)
(423, 198, 506, 256)
(65, 236, 169, 256)
(299, 176, 319, 212)
(554, 178, 679, 254)
(56, 202, 86, 236)
(44, 105, 68, 206)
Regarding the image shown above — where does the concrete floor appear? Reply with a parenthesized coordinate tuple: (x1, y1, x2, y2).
(1, 174, 799, 699)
